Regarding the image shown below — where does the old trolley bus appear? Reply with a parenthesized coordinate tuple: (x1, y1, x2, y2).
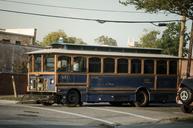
(27, 39, 179, 106)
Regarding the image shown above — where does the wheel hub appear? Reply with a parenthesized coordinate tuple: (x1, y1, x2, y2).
(180, 90, 189, 101)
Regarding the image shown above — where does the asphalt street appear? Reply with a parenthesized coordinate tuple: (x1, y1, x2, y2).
(0, 100, 193, 128)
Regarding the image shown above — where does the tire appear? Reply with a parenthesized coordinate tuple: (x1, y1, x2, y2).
(66, 90, 81, 107)
(109, 102, 123, 106)
(181, 105, 192, 113)
(134, 90, 149, 107)
(179, 87, 192, 105)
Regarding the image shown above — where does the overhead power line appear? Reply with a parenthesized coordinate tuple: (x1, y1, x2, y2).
(0, 8, 181, 24)
(0, 0, 158, 14)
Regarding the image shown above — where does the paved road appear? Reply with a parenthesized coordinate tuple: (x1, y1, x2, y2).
(0, 100, 193, 128)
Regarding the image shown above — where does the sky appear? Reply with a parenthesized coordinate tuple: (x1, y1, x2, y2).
(0, 0, 192, 47)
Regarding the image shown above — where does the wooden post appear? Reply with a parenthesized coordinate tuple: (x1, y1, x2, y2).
(178, 16, 186, 79)
(12, 75, 17, 98)
(178, 16, 186, 58)
(186, 20, 193, 78)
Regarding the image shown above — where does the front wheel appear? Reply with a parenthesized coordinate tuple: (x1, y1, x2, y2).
(66, 90, 81, 107)
(134, 90, 149, 107)
(181, 105, 192, 113)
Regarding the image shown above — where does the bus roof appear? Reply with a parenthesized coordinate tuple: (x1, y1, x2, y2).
(50, 38, 162, 54)
(27, 48, 179, 59)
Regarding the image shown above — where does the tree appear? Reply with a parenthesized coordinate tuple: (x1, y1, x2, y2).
(67, 37, 86, 44)
(139, 23, 188, 56)
(139, 30, 160, 48)
(41, 30, 68, 47)
(41, 30, 86, 46)
(95, 35, 117, 46)
(120, 0, 193, 20)
(119, 0, 193, 76)
(157, 23, 188, 56)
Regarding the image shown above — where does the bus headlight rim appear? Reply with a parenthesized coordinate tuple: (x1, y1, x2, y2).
(50, 79, 54, 84)
(30, 79, 33, 84)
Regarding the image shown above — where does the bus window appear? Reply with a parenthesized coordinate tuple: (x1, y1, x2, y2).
(131, 59, 141, 74)
(144, 60, 154, 74)
(73, 57, 86, 72)
(89, 57, 101, 73)
(44, 54, 54, 72)
(157, 60, 167, 74)
(117, 58, 128, 73)
(169, 60, 177, 74)
(104, 58, 115, 73)
(34, 55, 41, 72)
(57, 56, 71, 72)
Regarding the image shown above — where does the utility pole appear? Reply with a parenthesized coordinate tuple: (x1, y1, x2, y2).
(186, 20, 193, 78)
(178, 16, 186, 79)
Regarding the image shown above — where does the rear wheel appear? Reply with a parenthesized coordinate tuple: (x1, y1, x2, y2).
(134, 90, 149, 107)
(181, 105, 192, 113)
(66, 90, 81, 107)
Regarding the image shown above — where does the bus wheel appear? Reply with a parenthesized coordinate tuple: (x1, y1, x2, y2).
(134, 90, 149, 107)
(181, 105, 192, 113)
(66, 90, 80, 107)
(109, 102, 123, 106)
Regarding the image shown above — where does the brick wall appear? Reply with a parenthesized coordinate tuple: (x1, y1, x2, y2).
(0, 42, 42, 95)
(0, 73, 27, 95)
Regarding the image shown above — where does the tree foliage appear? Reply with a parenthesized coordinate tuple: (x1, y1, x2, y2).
(120, 0, 193, 20)
(158, 23, 188, 56)
(95, 35, 117, 46)
(41, 30, 86, 46)
(139, 30, 160, 48)
(41, 30, 68, 47)
(67, 37, 86, 44)
(157, 23, 179, 56)
(139, 23, 188, 56)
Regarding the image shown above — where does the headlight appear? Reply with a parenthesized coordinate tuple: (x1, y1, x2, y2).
(30, 79, 33, 84)
(30, 85, 33, 89)
(50, 79, 54, 84)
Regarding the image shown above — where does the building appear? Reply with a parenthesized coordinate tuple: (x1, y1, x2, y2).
(0, 28, 36, 45)
(0, 28, 40, 73)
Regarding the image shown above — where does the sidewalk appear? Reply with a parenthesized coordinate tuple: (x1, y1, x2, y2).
(0, 99, 18, 104)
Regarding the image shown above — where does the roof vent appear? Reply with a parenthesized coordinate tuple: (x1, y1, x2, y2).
(51, 37, 65, 48)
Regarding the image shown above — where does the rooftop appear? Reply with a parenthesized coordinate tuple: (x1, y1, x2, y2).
(27, 48, 178, 59)
(51, 38, 163, 54)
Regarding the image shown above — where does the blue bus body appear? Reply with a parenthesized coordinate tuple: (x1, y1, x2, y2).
(55, 74, 177, 103)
